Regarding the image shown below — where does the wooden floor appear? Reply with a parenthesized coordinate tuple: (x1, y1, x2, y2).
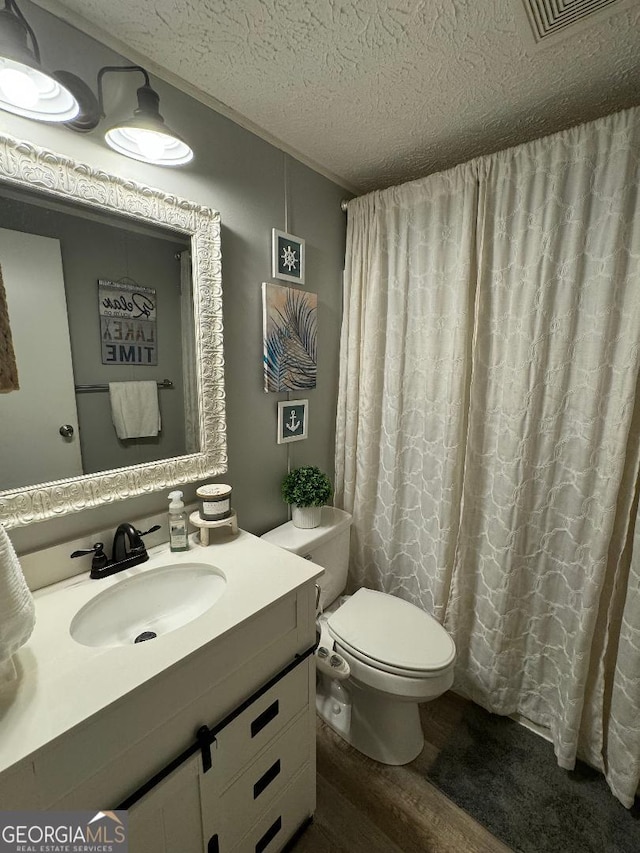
(293, 693, 512, 853)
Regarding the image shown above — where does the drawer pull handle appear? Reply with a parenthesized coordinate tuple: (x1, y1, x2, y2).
(207, 835, 219, 853)
(251, 700, 279, 738)
(253, 759, 281, 799)
(256, 816, 282, 853)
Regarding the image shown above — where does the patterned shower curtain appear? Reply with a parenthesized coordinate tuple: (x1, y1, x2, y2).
(335, 107, 640, 807)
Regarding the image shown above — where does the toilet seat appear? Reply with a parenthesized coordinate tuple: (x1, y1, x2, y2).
(327, 588, 456, 678)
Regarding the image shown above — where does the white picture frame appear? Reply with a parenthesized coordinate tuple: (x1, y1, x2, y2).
(271, 228, 305, 284)
(277, 399, 309, 444)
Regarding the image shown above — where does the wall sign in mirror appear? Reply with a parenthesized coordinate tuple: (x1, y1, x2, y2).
(0, 133, 226, 528)
(99, 280, 158, 365)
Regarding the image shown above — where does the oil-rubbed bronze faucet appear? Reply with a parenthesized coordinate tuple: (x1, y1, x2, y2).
(71, 523, 161, 579)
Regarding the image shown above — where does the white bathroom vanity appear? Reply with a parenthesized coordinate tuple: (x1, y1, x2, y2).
(0, 532, 322, 853)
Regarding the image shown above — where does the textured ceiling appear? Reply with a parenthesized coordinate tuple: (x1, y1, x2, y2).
(33, 0, 640, 192)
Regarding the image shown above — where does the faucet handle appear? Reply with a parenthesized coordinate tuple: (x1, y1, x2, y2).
(71, 542, 105, 558)
(137, 524, 161, 538)
(70, 542, 109, 571)
(124, 524, 161, 557)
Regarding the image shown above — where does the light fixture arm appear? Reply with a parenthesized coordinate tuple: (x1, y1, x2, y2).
(96, 65, 150, 118)
(3, 0, 40, 62)
(60, 64, 155, 133)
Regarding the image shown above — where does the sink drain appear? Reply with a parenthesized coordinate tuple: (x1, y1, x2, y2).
(134, 631, 157, 643)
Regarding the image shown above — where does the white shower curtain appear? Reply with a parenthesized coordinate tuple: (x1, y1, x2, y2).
(336, 165, 480, 621)
(336, 107, 640, 807)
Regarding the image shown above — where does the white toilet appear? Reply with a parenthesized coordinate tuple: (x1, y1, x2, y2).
(261, 507, 456, 765)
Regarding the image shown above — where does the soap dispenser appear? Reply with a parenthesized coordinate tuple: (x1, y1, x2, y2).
(168, 490, 189, 552)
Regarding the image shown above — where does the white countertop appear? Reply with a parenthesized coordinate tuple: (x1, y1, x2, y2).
(0, 530, 322, 776)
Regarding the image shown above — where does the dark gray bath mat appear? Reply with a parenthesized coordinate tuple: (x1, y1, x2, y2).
(424, 701, 640, 853)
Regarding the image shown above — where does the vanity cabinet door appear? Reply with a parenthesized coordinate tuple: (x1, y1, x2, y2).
(128, 753, 203, 853)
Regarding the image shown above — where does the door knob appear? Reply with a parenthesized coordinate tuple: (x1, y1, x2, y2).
(59, 424, 74, 438)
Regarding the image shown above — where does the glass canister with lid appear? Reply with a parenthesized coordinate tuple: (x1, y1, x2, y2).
(196, 483, 233, 521)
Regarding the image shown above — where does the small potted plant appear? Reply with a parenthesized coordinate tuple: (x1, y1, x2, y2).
(281, 466, 333, 529)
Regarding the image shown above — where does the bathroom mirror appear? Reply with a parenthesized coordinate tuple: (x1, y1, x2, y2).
(0, 133, 226, 529)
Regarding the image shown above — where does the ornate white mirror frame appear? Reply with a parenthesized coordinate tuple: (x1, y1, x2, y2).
(0, 133, 226, 529)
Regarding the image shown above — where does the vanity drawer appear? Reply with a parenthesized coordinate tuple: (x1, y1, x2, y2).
(212, 660, 310, 791)
(201, 708, 311, 851)
(228, 762, 314, 853)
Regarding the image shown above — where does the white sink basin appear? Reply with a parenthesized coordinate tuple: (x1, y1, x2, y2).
(70, 563, 227, 648)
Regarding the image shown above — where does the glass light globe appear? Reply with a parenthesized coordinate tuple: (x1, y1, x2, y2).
(129, 128, 168, 162)
(0, 66, 39, 108)
(105, 124, 193, 166)
(0, 57, 78, 121)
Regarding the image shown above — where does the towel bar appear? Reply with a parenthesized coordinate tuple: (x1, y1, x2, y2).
(74, 379, 173, 393)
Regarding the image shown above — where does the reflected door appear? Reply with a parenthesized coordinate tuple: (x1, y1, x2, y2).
(0, 228, 83, 490)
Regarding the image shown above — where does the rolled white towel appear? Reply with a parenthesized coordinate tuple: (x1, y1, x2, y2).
(0, 524, 35, 674)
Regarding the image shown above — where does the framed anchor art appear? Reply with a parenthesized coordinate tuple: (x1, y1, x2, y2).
(277, 399, 309, 444)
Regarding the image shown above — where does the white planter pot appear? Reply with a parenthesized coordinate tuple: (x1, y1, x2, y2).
(292, 505, 323, 529)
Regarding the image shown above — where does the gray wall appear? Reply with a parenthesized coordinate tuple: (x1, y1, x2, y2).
(69, 224, 188, 474)
(0, 193, 188, 475)
(7, 0, 347, 555)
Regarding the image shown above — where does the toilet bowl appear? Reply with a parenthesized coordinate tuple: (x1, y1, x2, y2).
(324, 587, 455, 763)
(261, 508, 456, 765)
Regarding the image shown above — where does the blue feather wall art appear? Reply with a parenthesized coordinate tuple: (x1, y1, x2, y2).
(262, 282, 317, 392)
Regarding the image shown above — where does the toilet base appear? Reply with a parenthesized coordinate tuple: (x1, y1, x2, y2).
(316, 672, 352, 737)
(318, 677, 424, 765)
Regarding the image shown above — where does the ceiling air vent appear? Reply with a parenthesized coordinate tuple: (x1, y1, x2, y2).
(519, 0, 634, 44)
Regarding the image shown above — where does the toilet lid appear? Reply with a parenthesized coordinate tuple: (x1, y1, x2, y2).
(327, 588, 456, 674)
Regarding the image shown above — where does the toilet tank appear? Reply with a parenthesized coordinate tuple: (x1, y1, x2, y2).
(261, 507, 352, 609)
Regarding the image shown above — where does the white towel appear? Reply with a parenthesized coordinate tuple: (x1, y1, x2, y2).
(0, 524, 35, 674)
(109, 381, 161, 439)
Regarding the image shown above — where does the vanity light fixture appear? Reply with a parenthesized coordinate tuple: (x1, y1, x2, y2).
(63, 64, 193, 167)
(99, 66, 193, 166)
(0, 3, 192, 168)
(0, 0, 79, 121)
